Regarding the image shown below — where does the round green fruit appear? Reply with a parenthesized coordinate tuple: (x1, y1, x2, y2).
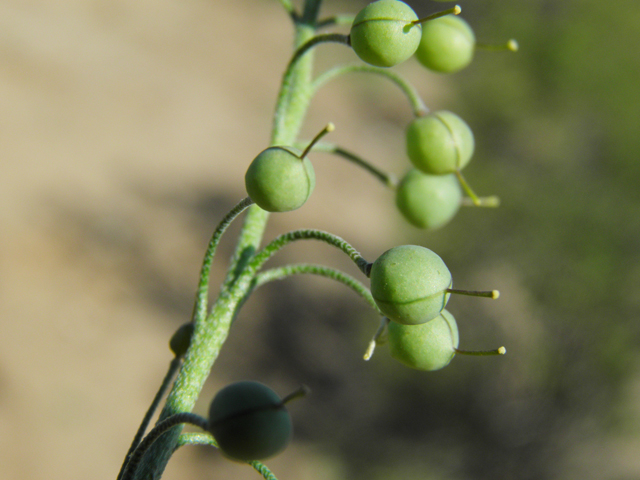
(406, 111, 475, 174)
(350, 0, 421, 67)
(388, 309, 459, 371)
(245, 146, 315, 212)
(370, 245, 452, 325)
(396, 169, 462, 229)
(415, 15, 475, 73)
(208, 381, 293, 461)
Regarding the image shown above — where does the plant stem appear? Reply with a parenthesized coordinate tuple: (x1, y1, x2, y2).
(131, 3, 324, 478)
(253, 263, 379, 311)
(122, 413, 208, 480)
(191, 197, 254, 324)
(311, 64, 428, 117)
(116, 357, 182, 480)
(250, 229, 371, 275)
(307, 142, 399, 188)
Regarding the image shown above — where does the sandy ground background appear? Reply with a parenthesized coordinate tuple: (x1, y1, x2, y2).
(2, 1, 639, 480)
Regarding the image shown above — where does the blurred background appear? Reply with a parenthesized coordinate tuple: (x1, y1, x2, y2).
(1, 0, 639, 479)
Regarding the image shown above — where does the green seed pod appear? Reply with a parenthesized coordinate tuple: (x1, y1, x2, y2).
(370, 245, 452, 325)
(350, 0, 421, 68)
(406, 111, 475, 175)
(396, 169, 462, 229)
(245, 146, 315, 212)
(388, 309, 459, 371)
(415, 15, 476, 73)
(169, 322, 194, 358)
(208, 381, 293, 462)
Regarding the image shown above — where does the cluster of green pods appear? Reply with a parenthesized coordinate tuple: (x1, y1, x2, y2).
(348, 0, 510, 230)
(369, 245, 503, 371)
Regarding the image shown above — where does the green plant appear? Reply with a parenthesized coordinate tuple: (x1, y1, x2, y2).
(387, 310, 505, 371)
(244, 124, 333, 212)
(116, 1, 515, 479)
(208, 381, 299, 462)
(395, 169, 462, 229)
(415, 14, 476, 73)
(369, 245, 498, 325)
(388, 309, 459, 370)
(406, 110, 475, 175)
(349, 0, 421, 67)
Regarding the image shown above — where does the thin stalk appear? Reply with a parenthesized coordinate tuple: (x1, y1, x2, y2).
(461, 195, 500, 207)
(455, 346, 507, 356)
(249, 230, 371, 276)
(132, 4, 325, 478)
(122, 413, 208, 480)
(455, 169, 481, 206)
(476, 39, 519, 52)
(191, 197, 254, 324)
(311, 64, 428, 117)
(411, 5, 461, 25)
(301, 0, 324, 25)
(363, 317, 390, 361)
(116, 357, 182, 480)
(253, 263, 379, 311)
(304, 142, 398, 188)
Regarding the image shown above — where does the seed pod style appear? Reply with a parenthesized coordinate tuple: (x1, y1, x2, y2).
(415, 15, 476, 73)
(350, 0, 421, 67)
(406, 111, 475, 175)
(396, 169, 462, 229)
(370, 245, 452, 325)
(388, 309, 459, 370)
(245, 146, 315, 212)
(208, 381, 293, 461)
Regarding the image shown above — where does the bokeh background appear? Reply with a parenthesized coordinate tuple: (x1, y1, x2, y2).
(1, 0, 639, 479)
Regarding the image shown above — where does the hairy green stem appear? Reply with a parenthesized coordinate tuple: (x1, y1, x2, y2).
(273, 33, 348, 143)
(116, 357, 182, 480)
(253, 263, 379, 312)
(191, 197, 254, 324)
(131, 4, 325, 479)
(132, 17, 321, 480)
(122, 413, 208, 480)
(250, 229, 371, 276)
(311, 64, 428, 117)
(131, 2, 329, 478)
